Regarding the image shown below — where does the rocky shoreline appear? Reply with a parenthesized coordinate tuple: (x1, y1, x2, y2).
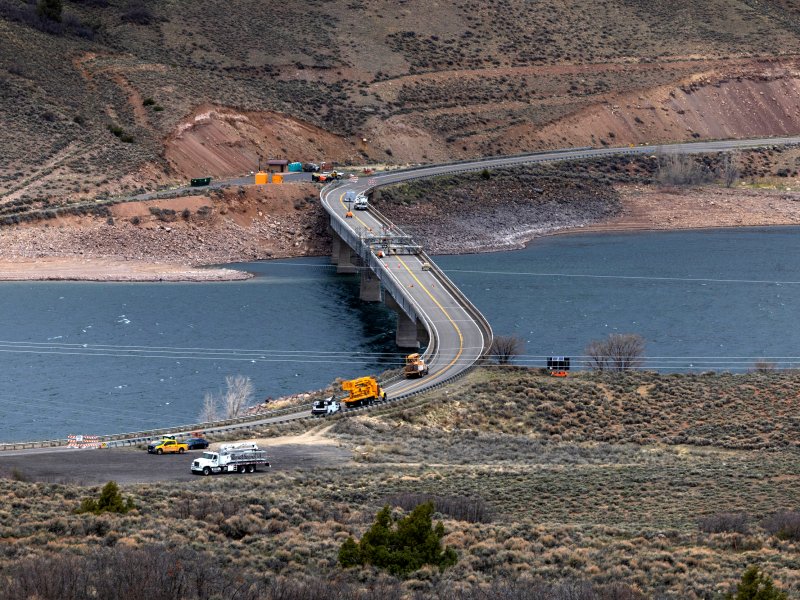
(1, 184, 800, 281)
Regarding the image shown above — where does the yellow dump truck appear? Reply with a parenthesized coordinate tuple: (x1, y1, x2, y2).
(403, 353, 429, 378)
(341, 376, 387, 408)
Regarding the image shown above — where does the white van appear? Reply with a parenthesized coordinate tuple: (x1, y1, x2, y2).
(354, 194, 368, 210)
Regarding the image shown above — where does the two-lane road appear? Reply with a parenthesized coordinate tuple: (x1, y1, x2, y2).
(319, 135, 800, 399)
(321, 185, 487, 398)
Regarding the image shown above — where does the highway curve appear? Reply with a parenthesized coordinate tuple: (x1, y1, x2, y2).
(321, 185, 488, 399)
(318, 134, 800, 400)
(4, 136, 800, 454)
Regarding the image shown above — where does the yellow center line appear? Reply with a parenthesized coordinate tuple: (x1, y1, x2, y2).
(333, 189, 463, 396)
(338, 192, 373, 231)
(392, 255, 464, 395)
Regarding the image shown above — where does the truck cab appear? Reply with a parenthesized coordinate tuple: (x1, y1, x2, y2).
(353, 194, 368, 210)
(403, 353, 429, 378)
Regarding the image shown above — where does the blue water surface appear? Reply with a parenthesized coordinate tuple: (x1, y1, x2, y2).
(1, 227, 799, 441)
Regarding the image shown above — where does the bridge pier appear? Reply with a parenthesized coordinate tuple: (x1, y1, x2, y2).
(331, 229, 340, 265)
(385, 294, 421, 348)
(336, 241, 357, 274)
(359, 270, 382, 302)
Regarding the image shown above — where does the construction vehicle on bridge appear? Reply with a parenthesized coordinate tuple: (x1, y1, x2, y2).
(403, 353, 429, 378)
(341, 376, 386, 408)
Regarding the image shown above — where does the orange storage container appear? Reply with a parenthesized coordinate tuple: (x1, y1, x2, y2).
(255, 172, 268, 185)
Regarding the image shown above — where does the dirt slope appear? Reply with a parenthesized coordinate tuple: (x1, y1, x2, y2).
(526, 62, 800, 150)
(164, 106, 363, 179)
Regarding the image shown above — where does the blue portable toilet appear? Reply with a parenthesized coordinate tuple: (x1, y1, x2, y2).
(288, 162, 302, 172)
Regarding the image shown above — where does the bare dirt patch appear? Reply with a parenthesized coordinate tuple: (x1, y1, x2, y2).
(164, 105, 362, 180)
(577, 185, 800, 234)
(230, 426, 340, 450)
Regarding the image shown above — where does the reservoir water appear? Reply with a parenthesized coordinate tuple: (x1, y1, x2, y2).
(1, 226, 799, 442)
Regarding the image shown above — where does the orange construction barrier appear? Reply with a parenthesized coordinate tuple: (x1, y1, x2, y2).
(255, 172, 268, 185)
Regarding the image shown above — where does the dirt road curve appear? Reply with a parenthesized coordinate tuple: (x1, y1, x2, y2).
(0, 443, 352, 486)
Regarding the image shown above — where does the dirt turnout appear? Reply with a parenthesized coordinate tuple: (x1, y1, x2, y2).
(0, 441, 351, 486)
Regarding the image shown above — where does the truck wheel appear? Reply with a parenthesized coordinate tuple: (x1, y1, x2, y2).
(179, 448, 185, 454)
(238, 465, 246, 474)
(202, 467, 211, 476)
(247, 464, 255, 473)
(156, 448, 163, 455)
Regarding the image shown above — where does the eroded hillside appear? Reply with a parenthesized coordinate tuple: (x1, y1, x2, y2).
(2, 0, 800, 203)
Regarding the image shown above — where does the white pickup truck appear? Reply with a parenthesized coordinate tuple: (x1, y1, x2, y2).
(311, 396, 341, 416)
(191, 442, 270, 475)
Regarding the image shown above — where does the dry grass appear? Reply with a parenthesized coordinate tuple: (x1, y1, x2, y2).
(1, 368, 800, 597)
(2, 0, 800, 204)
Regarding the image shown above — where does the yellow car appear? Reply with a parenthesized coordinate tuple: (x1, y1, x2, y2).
(147, 437, 188, 455)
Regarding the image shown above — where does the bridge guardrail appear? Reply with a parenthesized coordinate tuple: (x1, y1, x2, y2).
(0, 401, 314, 451)
(10, 137, 800, 449)
(366, 203, 487, 361)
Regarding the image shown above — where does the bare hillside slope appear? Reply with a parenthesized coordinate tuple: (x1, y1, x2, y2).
(2, 0, 800, 203)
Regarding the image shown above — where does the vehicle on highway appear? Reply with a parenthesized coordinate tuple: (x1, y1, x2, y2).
(191, 442, 270, 475)
(183, 437, 209, 450)
(302, 162, 320, 172)
(311, 396, 341, 416)
(341, 376, 386, 408)
(313, 170, 345, 183)
(421, 262, 432, 271)
(353, 194, 368, 210)
(148, 437, 188, 455)
(403, 353, 429, 378)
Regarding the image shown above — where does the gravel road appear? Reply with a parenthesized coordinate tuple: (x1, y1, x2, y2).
(0, 443, 352, 486)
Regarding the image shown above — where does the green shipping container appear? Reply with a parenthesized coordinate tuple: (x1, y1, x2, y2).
(288, 162, 302, 172)
(190, 177, 212, 187)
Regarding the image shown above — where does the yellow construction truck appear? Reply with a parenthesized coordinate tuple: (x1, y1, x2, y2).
(403, 353, 429, 378)
(341, 376, 387, 408)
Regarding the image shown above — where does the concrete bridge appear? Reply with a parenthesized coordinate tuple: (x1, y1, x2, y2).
(4, 136, 800, 450)
(320, 135, 800, 398)
(321, 183, 492, 397)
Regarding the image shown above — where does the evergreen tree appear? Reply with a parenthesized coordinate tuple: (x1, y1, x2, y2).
(36, 0, 62, 22)
(76, 481, 134, 515)
(338, 502, 457, 576)
(727, 566, 788, 600)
